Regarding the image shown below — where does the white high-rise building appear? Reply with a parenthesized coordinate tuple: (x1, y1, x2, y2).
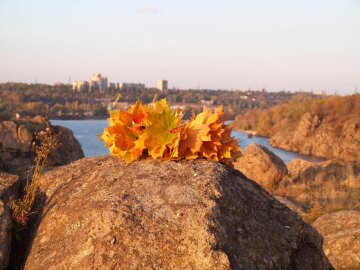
(157, 80, 168, 92)
(89, 73, 108, 93)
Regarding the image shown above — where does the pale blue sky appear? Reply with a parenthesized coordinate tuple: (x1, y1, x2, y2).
(0, 0, 359, 93)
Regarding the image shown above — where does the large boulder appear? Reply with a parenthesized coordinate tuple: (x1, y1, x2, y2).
(0, 171, 19, 269)
(24, 157, 332, 269)
(313, 210, 360, 270)
(234, 143, 288, 191)
(0, 117, 84, 177)
(48, 125, 84, 166)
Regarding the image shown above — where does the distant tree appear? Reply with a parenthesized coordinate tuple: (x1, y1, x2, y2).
(93, 105, 108, 118)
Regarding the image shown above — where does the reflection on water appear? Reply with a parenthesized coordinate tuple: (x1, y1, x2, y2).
(52, 120, 324, 163)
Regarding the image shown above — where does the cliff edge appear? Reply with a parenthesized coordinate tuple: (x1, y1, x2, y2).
(270, 112, 360, 161)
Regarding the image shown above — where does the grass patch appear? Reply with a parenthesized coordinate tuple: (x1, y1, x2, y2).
(9, 127, 60, 226)
(274, 164, 360, 223)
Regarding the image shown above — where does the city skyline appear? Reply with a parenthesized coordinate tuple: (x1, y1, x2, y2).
(0, 0, 359, 94)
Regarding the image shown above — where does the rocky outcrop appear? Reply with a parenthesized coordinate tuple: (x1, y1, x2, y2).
(313, 210, 360, 270)
(0, 171, 19, 269)
(270, 113, 360, 161)
(234, 143, 287, 191)
(24, 157, 332, 269)
(285, 159, 360, 188)
(0, 117, 84, 177)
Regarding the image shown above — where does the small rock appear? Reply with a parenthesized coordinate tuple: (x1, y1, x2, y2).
(234, 143, 288, 191)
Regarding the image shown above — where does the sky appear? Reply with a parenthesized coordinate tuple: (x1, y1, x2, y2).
(0, 0, 359, 94)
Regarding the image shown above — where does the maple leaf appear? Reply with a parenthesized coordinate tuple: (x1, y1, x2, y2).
(128, 100, 146, 124)
(177, 113, 211, 159)
(108, 110, 133, 126)
(139, 99, 182, 159)
(177, 106, 240, 165)
(99, 101, 148, 163)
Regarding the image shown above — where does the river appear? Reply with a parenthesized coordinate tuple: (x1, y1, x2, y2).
(51, 119, 324, 163)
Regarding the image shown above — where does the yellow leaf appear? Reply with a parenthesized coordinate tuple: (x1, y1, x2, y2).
(141, 99, 182, 159)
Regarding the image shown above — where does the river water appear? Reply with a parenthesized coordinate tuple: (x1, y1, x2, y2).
(51, 119, 324, 164)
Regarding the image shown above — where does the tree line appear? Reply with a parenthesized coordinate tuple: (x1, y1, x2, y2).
(0, 82, 306, 120)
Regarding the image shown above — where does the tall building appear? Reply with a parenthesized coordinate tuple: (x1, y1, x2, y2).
(89, 73, 108, 93)
(72, 80, 89, 91)
(157, 80, 168, 92)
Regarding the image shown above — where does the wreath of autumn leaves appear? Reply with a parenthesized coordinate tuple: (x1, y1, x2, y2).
(99, 99, 241, 166)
